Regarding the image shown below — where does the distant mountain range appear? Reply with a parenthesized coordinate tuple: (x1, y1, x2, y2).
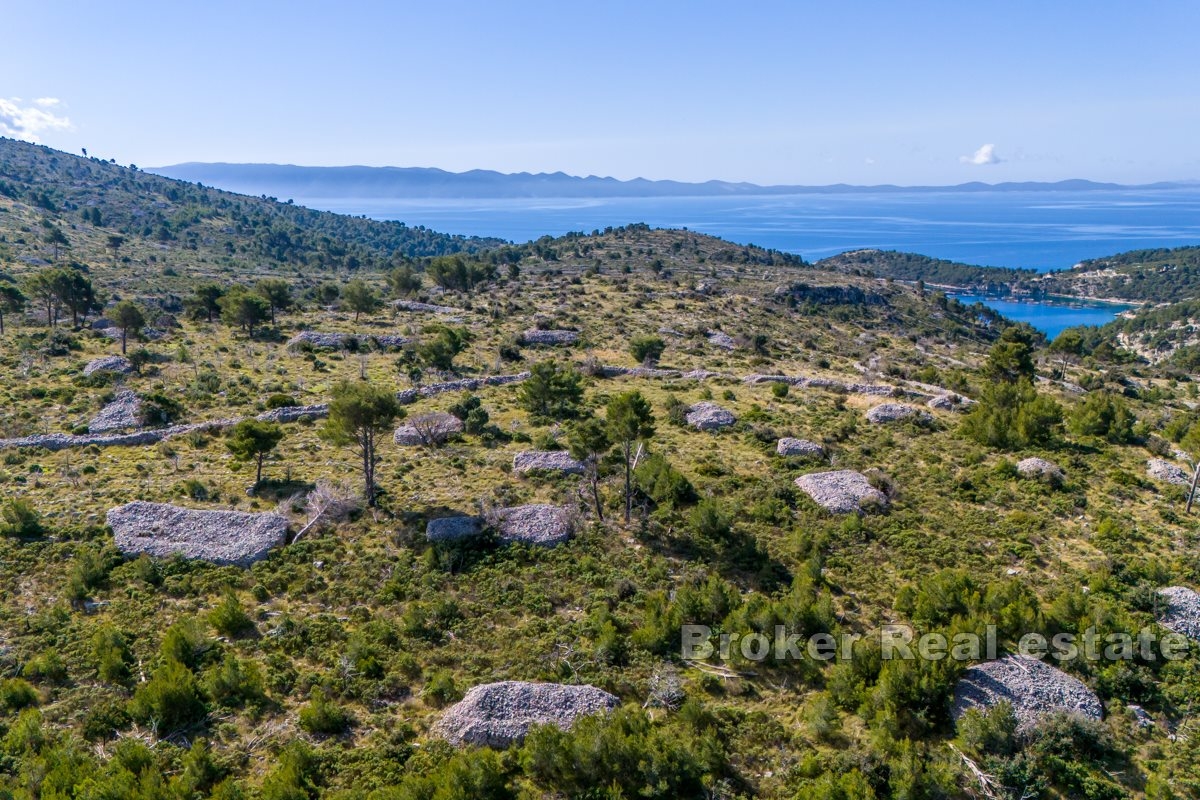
(148, 163, 1194, 200)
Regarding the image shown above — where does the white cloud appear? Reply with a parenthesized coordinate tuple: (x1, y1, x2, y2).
(960, 143, 1001, 166)
(0, 97, 72, 142)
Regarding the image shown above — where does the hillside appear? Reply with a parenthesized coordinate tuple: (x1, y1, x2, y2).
(817, 249, 1040, 291)
(0, 142, 1199, 799)
(0, 138, 502, 281)
(1036, 246, 1200, 303)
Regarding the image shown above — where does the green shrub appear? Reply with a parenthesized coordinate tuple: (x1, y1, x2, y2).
(202, 653, 266, 709)
(209, 592, 255, 638)
(961, 379, 1062, 449)
(519, 705, 724, 799)
(422, 670, 460, 708)
(265, 393, 297, 409)
(957, 701, 1018, 757)
(22, 650, 68, 685)
(635, 453, 697, 508)
(138, 391, 186, 427)
(629, 334, 666, 365)
(771, 381, 789, 398)
(0, 678, 38, 712)
(1069, 391, 1137, 443)
(130, 660, 207, 732)
(0, 499, 44, 538)
(297, 688, 352, 735)
(92, 626, 133, 684)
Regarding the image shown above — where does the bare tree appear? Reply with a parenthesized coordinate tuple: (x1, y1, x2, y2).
(409, 412, 456, 448)
(289, 481, 361, 543)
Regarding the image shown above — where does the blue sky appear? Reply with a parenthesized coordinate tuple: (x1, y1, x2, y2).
(2, 1, 1198, 184)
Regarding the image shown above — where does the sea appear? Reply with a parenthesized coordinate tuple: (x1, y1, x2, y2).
(296, 186, 1200, 337)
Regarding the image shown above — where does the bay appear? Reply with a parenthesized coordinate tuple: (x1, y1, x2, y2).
(948, 295, 1132, 341)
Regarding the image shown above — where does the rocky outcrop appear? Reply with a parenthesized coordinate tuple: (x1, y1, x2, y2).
(392, 299, 464, 315)
(928, 393, 974, 412)
(426, 516, 484, 543)
(795, 470, 887, 514)
(394, 412, 464, 446)
(686, 402, 736, 431)
(256, 404, 329, 424)
(1158, 586, 1200, 641)
(865, 403, 929, 424)
(774, 282, 888, 307)
(952, 655, 1103, 734)
(513, 450, 585, 475)
(286, 331, 409, 351)
(494, 504, 574, 546)
(706, 330, 736, 350)
(521, 329, 579, 346)
(396, 372, 532, 404)
(681, 369, 727, 381)
(106, 501, 288, 566)
(1016, 457, 1065, 481)
(777, 438, 824, 458)
(87, 390, 142, 433)
(434, 681, 619, 748)
(0, 419, 238, 452)
(1147, 459, 1190, 486)
(596, 365, 682, 379)
(83, 356, 133, 377)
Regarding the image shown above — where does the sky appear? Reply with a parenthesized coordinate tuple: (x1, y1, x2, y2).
(2, 1, 1199, 185)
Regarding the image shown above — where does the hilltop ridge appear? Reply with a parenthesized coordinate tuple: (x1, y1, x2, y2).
(150, 161, 1190, 200)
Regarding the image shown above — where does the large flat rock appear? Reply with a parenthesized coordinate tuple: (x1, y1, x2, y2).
(1158, 586, 1200, 641)
(434, 681, 619, 748)
(494, 504, 574, 546)
(952, 655, 1103, 734)
(513, 450, 585, 475)
(521, 329, 579, 345)
(1147, 459, 1190, 486)
(83, 356, 133, 377)
(107, 501, 288, 567)
(865, 403, 929, 424)
(686, 402, 736, 431)
(777, 437, 824, 458)
(88, 390, 142, 433)
(795, 470, 887, 514)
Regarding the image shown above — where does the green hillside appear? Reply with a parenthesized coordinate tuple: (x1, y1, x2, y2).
(818, 249, 1040, 291)
(0, 140, 1198, 799)
(1037, 246, 1200, 303)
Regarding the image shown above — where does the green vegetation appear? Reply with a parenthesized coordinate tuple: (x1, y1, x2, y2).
(0, 137, 1199, 799)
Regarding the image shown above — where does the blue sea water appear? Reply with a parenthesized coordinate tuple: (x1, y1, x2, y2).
(948, 295, 1132, 341)
(294, 187, 1200, 334)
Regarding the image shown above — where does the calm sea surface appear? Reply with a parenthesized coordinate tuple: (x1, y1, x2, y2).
(295, 187, 1199, 334)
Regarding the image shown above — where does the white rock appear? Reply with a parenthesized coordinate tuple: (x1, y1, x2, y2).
(521, 329, 579, 346)
(434, 681, 619, 748)
(494, 504, 574, 546)
(513, 450, 585, 475)
(1146, 458, 1190, 486)
(952, 655, 1103, 734)
(1016, 457, 1064, 480)
(83, 355, 133, 377)
(777, 438, 824, 458)
(1158, 586, 1200, 641)
(794, 470, 887, 514)
(686, 402, 736, 430)
(865, 403, 929, 424)
(106, 501, 288, 567)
